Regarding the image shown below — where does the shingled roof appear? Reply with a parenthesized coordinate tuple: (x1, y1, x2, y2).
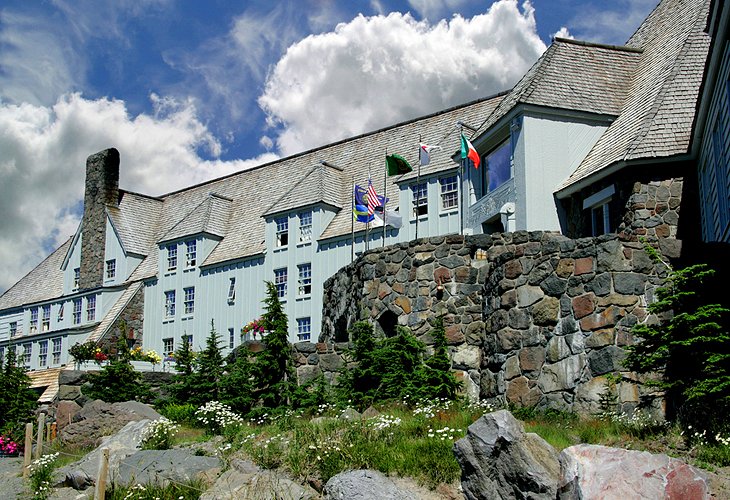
(556, 0, 711, 194)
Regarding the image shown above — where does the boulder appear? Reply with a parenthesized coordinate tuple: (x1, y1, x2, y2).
(453, 410, 560, 500)
(56, 400, 82, 432)
(558, 444, 711, 499)
(324, 469, 418, 499)
(116, 449, 222, 487)
(60, 400, 160, 449)
(201, 457, 318, 500)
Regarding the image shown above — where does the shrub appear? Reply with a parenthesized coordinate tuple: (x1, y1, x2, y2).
(0, 349, 38, 445)
(140, 418, 180, 450)
(195, 401, 244, 435)
(84, 337, 152, 403)
(28, 452, 59, 500)
(157, 403, 197, 425)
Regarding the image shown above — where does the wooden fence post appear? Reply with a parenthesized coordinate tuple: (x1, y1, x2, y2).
(45, 422, 52, 444)
(22, 422, 33, 479)
(35, 413, 45, 459)
(94, 448, 110, 500)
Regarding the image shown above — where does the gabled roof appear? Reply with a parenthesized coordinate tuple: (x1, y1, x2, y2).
(159, 193, 232, 243)
(472, 39, 642, 139)
(107, 191, 163, 256)
(262, 161, 344, 218)
(556, 0, 711, 194)
(0, 238, 71, 311)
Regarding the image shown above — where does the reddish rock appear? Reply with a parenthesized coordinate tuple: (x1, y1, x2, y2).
(316, 342, 329, 354)
(391, 282, 405, 294)
(378, 283, 392, 299)
(655, 223, 671, 239)
(574, 257, 594, 276)
(505, 260, 523, 279)
(506, 376, 542, 407)
(579, 306, 621, 331)
(433, 266, 451, 285)
(445, 325, 466, 344)
(519, 346, 546, 372)
(559, 445, 711, 499)
(394, 296, 412, 314)
(572, 293, 596, 319)
(249, 341, 266, 353)
(56, 400, 82, 432)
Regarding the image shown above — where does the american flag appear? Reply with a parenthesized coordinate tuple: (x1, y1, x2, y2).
(367, 180, 381, 215)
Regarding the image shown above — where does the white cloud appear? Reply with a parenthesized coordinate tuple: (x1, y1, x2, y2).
(0, 94, 277, 293)
(552, 26, 573, 40)
(566, 0, 658, 45)
(407, 0, 471, 20)
(258, 0, 546, 156)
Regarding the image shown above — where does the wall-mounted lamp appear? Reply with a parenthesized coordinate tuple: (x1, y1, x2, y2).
(435, 275, 445, 299)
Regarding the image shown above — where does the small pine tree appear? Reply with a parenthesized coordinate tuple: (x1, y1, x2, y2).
(256, 281, 295, 409)
(169, 334, 196, 404)
(220, 345, 256, 414)
(0, 348, 38, 443)
(85, 337, 152, 403)
(186, 321, 225, 406)
(420, 317, 461, 400)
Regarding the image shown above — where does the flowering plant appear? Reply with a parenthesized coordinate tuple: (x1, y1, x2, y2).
(68, 341, 98, 363)
(0, 435, 19, 455)
(130, 346, 162, 365)
(242, 318, 265, 339)
(94, 348, 108, 363)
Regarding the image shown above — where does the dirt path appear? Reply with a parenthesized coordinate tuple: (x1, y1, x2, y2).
(0, 457, 27, 499)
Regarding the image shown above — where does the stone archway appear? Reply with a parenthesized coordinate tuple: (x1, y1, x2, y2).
(377, 310, 399, 338)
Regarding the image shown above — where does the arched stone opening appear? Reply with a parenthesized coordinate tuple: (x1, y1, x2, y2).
(377, 310, 399, 338)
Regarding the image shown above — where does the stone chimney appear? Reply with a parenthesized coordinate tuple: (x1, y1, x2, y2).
(79, 148, 120, 290)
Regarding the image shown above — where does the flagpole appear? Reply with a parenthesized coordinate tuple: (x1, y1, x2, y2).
(459, 126, 464, 236)
(351, 175, 355, 263)
(366, 167, 370, 252)
(382, 151, 387, 248)
(415, 135, 421, 241)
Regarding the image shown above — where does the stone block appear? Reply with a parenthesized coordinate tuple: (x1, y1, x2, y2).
(517, 285, 544, 307)
(446, 324, 466, 344)
(433, 266, 451, 284)
(504, 355, 521, 380)
(501, 289, 517, 308)
(579, 305, 621, 331)
(480, 370, 504, 397)
(519, 346, 546, 372)
(297, 365, 323, 385)
(588, 346, 627, 376)
(415, 263, 434, 280)
(452, 345, 481, 370)
(613, 272, 646, 295)
(504, 259, 523, 279)
(538, 354, 585, 393)
(596, 293, 638, 307)
(58, 385, 82, 401)
(465, 321, 485, 345)
(572, 293, 596, 319)
(541, 275, 568, 296)
(533, 297, 560, 326)
(497, 328, 523, 352)
(585, 329, 615, 348)
(56, 400, 82, 432)
(394, 296, 411, 314)
(319, 353, 344, 372)
(556, 258, 575, 278)
(546, 336, 571, 363)
(506, 376, 542, 407)
(508, 308, 531, 329)
(585, 273, 611, 296)
(574, 257, 594, 275)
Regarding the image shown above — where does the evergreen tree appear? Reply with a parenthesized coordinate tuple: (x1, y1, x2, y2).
(169, 333, 196, 404)
(421, 317, 461, 400)
(186, 321, 225, 406)
(0, 348, 38, 443)
(256, 281, 295, 409)
(220, 345, 256, 414)
(85, 336, 152, 403)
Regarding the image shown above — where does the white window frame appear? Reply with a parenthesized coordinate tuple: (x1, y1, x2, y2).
(165, 290, 176, 318)
(297, 317, 311, 341)
(163, 337, 174, 355)
(167, 244, 177, 272)
(185, 240, 197, 268)
(57, 303, 64, 322)
(227, 277, 236, 303)
(411, 182, 428, 218)
(52, 337, 62, 364)
(583, 185, 615, 237)
(73, 268, 80, 290)
(274, 268, 287, 298)
(183, 287, 195, 315)
(42, 304, 51, 332)
(86, 295, 96, 322)
(29, 307, 38, 334)
(38, 340, 48, 367)
(9, 322, 17, 338)
(298, 263, 312, 296)
(228, 328, 235, 349)
(22, 342, 31, 367)
(73, 299, 82, 324)
(440, 175, 458, 211)
(275, 217, 289, 247)
(106, 259, 116, 280)
(299, 211, 312, 243)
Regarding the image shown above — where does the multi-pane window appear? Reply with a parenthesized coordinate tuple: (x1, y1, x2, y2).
(9, 322, 17, 337)
(42, 305, 51, 332)
(297, 317, 312, 341)
(57, 303, 64, 322)
(22, 343, 31, 368)
(186, 240, 197, 267)
(228, 328, 235, 349)
(440, 176, 458, 210)
(411, 183, 428, 217)
(38, 340, 48, 367)
(167, 244, 177, 271)
(298, 263, 312, 296)
(184, 287, 195, 315)
(165, 290, 176, 318)
(299, 211, 312, 242)
(52, 338, 62, 364)
(274, 268, 287, 298)
(484, 140, 511, 193)
(106, 259, 116, 280)
(163, 338, 174, 355)
(73, 268, 80, 289)
(29, 307, 38, 334)
(87, 295, 96, 321)
(73, 299, 82, 324)
(227, 278, 236, 303)
(275, 217, 289, 247)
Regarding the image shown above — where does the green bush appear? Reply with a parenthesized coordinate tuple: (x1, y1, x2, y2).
(84, 337, 152, 403)
(0, 348, 37, 445)
(157, 403, 197, 425)
(140, 418, 179, 450)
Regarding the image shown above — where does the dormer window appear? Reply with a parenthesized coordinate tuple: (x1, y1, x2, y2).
(57, 303, 64, 322)
(73, 299, 82, 324)
(185, 240, 197, 268)
(299, 211, 312, 242)
(87, 295, 96, 321)
(227, 278, 236, 303)
(167, 244, 177, 271)
(106, 259, 116, 280)
(440, 175, 458, 211)
(276, 217, 289, 247)
(9, 322, 17, 338)
(73, 268, 80, 290)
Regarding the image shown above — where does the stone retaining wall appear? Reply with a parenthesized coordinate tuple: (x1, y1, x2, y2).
(318, 231, 669, 415)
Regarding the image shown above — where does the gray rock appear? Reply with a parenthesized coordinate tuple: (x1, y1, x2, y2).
(538, 354, 585, 393)
(454, 410, 560, 500)
(319, 353, 344, 372)
(60, 401, 160, 449)
(339, 407, 362, 421)
(116, 449, 222, 487)
(588, 346, 626, 376)
(613, 272, 646, 295)
(324, 469, 418, 499)
(58, 385, 82, 401)
(516, 285, 544, 307)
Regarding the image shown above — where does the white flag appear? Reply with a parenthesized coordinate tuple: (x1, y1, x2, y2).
(419, 143, 441, 166)
(373, 208, 403, 229)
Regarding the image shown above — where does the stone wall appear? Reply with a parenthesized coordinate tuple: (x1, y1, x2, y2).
(319, 231, 670, 415)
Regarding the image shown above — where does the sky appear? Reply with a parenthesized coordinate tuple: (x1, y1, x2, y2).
(0, 0, 659, 295)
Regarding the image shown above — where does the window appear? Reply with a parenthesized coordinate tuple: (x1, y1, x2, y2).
(73, 268, 80, 290)
(411, 183, 428, 218)
(583, 185, 615, 237)
(165, 290, 176, 318)
(275, 217, 289, 247)
(163, 337, 174, 355)
(106, 259, 116, 280)
(183, 287, 195, 315)
(52, 338, 62, 364)
(29, 307, 38, 334)
(57, 303, 64, 322)
(185, 240, 197, 268)
(227, 278, 236, 303)
(22, 343, 31, 368)
(9, 322, 17, 338)
(86, 295, 96, 322)
(299, 211, 312, 242)
(38, 340, 48, 367)
(297, 317, 311, 341)
(183, 334, 193, 347)
(228, 328, 235, 349)
(298, 263, 312, 296)
(42, 305, 51, 332)
(274, 268, 287, 298)
(167, 244, 177, 271)
(440, 175, 458, 211)
(484, 139, 511, 193)
(73, 299, 82, 324)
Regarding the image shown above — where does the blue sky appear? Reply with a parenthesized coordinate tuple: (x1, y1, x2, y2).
(0, 0, 658, 293)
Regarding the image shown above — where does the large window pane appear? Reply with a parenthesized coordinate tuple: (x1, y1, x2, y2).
(486, 140, 511, 192)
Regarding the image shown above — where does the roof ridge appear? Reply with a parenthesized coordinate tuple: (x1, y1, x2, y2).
(158, 195, 212, 243)
(262, 164, 320, 216)
(553, 37, 644, 54)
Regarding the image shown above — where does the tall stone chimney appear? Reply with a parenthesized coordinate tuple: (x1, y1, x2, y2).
(79, 148, 120, 290)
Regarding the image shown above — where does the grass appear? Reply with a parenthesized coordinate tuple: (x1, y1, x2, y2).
(106, 479, 208, 500)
